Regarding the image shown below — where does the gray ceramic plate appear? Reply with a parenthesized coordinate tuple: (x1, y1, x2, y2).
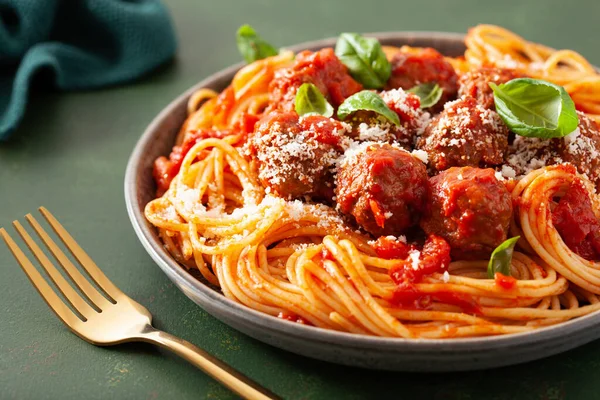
(124, 32, 600, 371)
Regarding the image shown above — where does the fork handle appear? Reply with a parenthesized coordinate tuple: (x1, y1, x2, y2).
(140, 326, 280, 400)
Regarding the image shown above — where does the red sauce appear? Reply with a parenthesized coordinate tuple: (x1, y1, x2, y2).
(277, 312, 311, 325)
(386, 47, 458, 110)
(552, 179, 600, 261)
(315, 247, 336, 267)
(389, 234, 451, 284)
(386, 93, 421, 121)
(297, 115, 346, 148)
(494, 272, 517, 290)
(235, 112, 260, 135)
(268, 48, 362, 112)
(372, 236, 411, 259)
(391, 283, 481, 315)
(369, 199, 387, 228)
(387, 235, 480, 314)
(213, 86, 236, 121)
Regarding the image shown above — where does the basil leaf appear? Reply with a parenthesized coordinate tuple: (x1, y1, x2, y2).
(337, 90, 400, 126)
(335, 33, 391, 89)
(490, 78, 579, 139)
(236, 24, 278, 63)
(295, 83, 334, 117)
(487, 236, 520, 278)
(407, 83, 443, 109)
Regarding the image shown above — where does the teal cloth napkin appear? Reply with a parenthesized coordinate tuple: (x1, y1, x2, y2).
(0, 0, 177, 139)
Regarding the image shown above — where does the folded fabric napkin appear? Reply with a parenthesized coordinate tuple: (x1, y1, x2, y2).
(0, 0, 177, 139)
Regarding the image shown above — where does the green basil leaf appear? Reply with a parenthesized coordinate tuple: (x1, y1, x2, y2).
(295, 83, 334, 117)
(236, 24, 278, 63)
(490, 78, 579, 139)
(337, 91, 400, 126)
(335, 33, 391, 89)
(407, 83, 443, 109)
(487, 236, 520, 278)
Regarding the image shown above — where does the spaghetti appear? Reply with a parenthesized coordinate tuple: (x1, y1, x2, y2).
(145, 25, 600, 338)
(465, 24, 600, 122)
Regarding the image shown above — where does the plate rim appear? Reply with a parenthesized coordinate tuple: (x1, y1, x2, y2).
(124, 31, 600, 353)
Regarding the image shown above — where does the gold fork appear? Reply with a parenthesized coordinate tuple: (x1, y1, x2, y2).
(0, 207, 279, 400)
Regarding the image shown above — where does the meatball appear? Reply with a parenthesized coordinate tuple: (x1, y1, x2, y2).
(417, 96, 509, 172)
(250, 112, 348, 200)
(554, 112, 600, 191)
(458, 67, 523, 109)
(268, 48, 362, 113)
(420, 167, 513, 260)
(335, 143, 430, 236)
(344, 89, 430, 149)
(386, 47, 459, 111)
(505, 112, 600, 191)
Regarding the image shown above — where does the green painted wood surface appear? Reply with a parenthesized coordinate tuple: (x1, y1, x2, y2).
(1, 1, 599, 399)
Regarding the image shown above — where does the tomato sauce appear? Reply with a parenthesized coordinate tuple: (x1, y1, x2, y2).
(391, 283, 481, 315)
(213, 86, 236, 122)
(372, 236, 411, 259)
(386, 47, 458, 110)
(386, 235, 481, 314)
(235, 112, 260, 135)
(268, 48, 362, 112)
(386, 93, 421, 121)
(494, 272, 517, 290)
(552, 179, 600, 261)
(297, 115, 347, 148)
(389, 234, 451, 284)
(369, 199, 387, 229)
(314, 247, 336, 267)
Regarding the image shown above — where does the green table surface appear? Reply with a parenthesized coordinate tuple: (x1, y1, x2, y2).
(2, 0, 600, 399)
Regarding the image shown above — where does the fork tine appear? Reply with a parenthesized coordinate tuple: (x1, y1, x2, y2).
(39, 207, 123, 302)
(12, 220, 97, 319)
(26, 214, 113, 311)
(0, 227, 82, 328)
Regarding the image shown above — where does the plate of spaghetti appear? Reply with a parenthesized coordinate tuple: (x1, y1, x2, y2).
(125, 25, 600, 371)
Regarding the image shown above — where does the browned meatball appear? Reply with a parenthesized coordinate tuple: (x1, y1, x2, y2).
(417, 96, 509, 172)
(250, 112, 347, 200)
(386, 48, 459, 111)
(505, 112, 600, 191)
(554, 112, 600, 191)
(335, 143, 430, 236)
(458, 68, 523, 109)
(268, 48, 362, 113)
(505, 135, 560, 177)
(344, 89, 430, 149)
(420, 167, 513, 260)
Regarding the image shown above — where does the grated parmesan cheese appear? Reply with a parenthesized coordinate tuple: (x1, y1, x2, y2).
(501, 165, 516, 179)
(252, 118, 348, 190)
(442, 271, 450, 283)
(408, 249, 421, 271)
(411, 149, 429, 164)
(506, 136, 559, 177)
(564, 126, 599, 160)
(357, 122, 395, 142)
